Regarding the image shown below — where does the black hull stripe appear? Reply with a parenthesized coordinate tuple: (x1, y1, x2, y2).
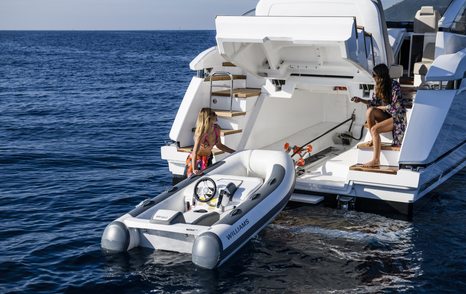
(291, 73, 354, 79)
(419, 156, 466, 194)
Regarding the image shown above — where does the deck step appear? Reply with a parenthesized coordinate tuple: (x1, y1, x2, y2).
(220, 129, 242, 135)
(191, 128, 242, 136)
(212, 109, 246, 117)
(212, 88, 261, 98)
(349, 164, 398, 175)
(290, 193, 324, 204)
(204, 74, 246, 82)
(222, 62, 236, 67)
(357, 142, 401, 151)
(177, 146, 224, 155)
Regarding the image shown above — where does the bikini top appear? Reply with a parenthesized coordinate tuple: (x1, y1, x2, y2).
(200, 124, 220, 149)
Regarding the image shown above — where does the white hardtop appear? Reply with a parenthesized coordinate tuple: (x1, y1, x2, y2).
(215, 0, 393, 82)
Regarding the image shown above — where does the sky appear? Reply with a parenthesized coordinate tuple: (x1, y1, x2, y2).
(0, 0, 258, 30)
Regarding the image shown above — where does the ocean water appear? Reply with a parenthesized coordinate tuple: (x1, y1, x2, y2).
(0, 31, 465, 293)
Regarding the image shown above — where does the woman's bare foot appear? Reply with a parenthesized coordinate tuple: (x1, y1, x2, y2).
(362, 159, 379, 168)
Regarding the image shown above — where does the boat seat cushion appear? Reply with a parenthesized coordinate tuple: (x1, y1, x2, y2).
(151, 209, 186, 225)
(183, 210, 220, 226)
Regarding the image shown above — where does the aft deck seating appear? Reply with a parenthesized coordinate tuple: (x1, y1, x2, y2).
(414, 6, 440, 33)
(413, 6, 440, 86)
(183, 210, 220, 226)
(413, 33, 437, 86)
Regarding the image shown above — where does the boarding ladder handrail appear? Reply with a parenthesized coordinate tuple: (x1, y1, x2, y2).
(291, 111, 356, 158)
(208, 71, 234, 112)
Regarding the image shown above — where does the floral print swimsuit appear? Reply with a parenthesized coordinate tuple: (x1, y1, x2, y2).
(369, 80, 407, 146)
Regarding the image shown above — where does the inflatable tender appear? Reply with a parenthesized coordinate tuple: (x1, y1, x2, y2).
(101, 150, 295, 269)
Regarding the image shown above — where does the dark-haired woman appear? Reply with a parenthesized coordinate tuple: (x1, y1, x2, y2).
(352, 63, 406, 167)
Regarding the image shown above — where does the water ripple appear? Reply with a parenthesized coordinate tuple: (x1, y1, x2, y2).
(0, 31, 465, 293)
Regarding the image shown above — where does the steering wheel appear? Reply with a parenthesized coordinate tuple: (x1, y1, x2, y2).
(194, 177, 217, 203)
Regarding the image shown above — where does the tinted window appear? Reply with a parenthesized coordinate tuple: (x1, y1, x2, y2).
(382, 0, 453, 22)
(451, 4, 466, 34)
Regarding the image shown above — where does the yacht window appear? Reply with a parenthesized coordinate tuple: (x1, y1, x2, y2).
(242, 8, 256, 16)
(382, 0, 453, 23)
(451, 4, 466, 35)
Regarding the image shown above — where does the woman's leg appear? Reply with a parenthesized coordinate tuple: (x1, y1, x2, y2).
(364, 107, 391, 146)
(363, 117, 394, 167)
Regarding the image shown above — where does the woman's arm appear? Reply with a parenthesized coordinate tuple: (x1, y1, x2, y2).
(216, 141, 235, 154)
(191, 135, 201, 174)
(351, 96, 370, 105)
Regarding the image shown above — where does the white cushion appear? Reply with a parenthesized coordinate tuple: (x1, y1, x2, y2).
(414, 6, 439, 33)
(389, 65, 403, 79)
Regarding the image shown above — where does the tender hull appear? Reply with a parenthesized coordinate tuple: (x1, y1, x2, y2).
(102, 150, 295, 269)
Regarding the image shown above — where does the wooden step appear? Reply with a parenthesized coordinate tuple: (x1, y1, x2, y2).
(191, 128, 242, 136)
(349, 164, 398, 175)
(177, 146, 224, 155)
(357, 142, 401, 151)
(222, 62, 236, 67)
(204, 74, 246, 82)
(212, 109, 246, 117)
(212, 88, 261, 98)
(220, 129, 242, 135)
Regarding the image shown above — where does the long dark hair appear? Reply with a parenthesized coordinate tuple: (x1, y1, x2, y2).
(373, 64, 392, 104)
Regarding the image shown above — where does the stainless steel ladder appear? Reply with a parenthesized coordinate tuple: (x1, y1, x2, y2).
(208, 72, 234, 112)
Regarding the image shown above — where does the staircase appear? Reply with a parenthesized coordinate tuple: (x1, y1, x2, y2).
(349, 132, 401, 175)
(169, 62, 262, 172)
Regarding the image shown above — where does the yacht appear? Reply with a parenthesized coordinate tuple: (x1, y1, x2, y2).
(161, 0, 466, 219)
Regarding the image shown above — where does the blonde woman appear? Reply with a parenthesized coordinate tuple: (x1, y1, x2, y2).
(184, 108, 235, 177)
(352, 63, 407, 167)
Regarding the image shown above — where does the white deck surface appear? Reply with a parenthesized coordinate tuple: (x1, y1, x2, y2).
(295, 146, 357, 193)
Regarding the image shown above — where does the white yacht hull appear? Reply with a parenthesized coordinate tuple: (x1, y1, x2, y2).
(161, 0, 466, 219)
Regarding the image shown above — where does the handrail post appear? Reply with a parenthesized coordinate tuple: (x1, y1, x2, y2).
(369, 34, 376, 67)
(209, 71, 234, 112)
(356, 26, 368, 59)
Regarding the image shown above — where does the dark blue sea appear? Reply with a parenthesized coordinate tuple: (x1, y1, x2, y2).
(1, 31, 465, 293)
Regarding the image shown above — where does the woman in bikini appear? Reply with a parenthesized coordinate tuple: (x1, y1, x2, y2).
(184, 108, 235, 177)
(352, 63, 407, 167)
